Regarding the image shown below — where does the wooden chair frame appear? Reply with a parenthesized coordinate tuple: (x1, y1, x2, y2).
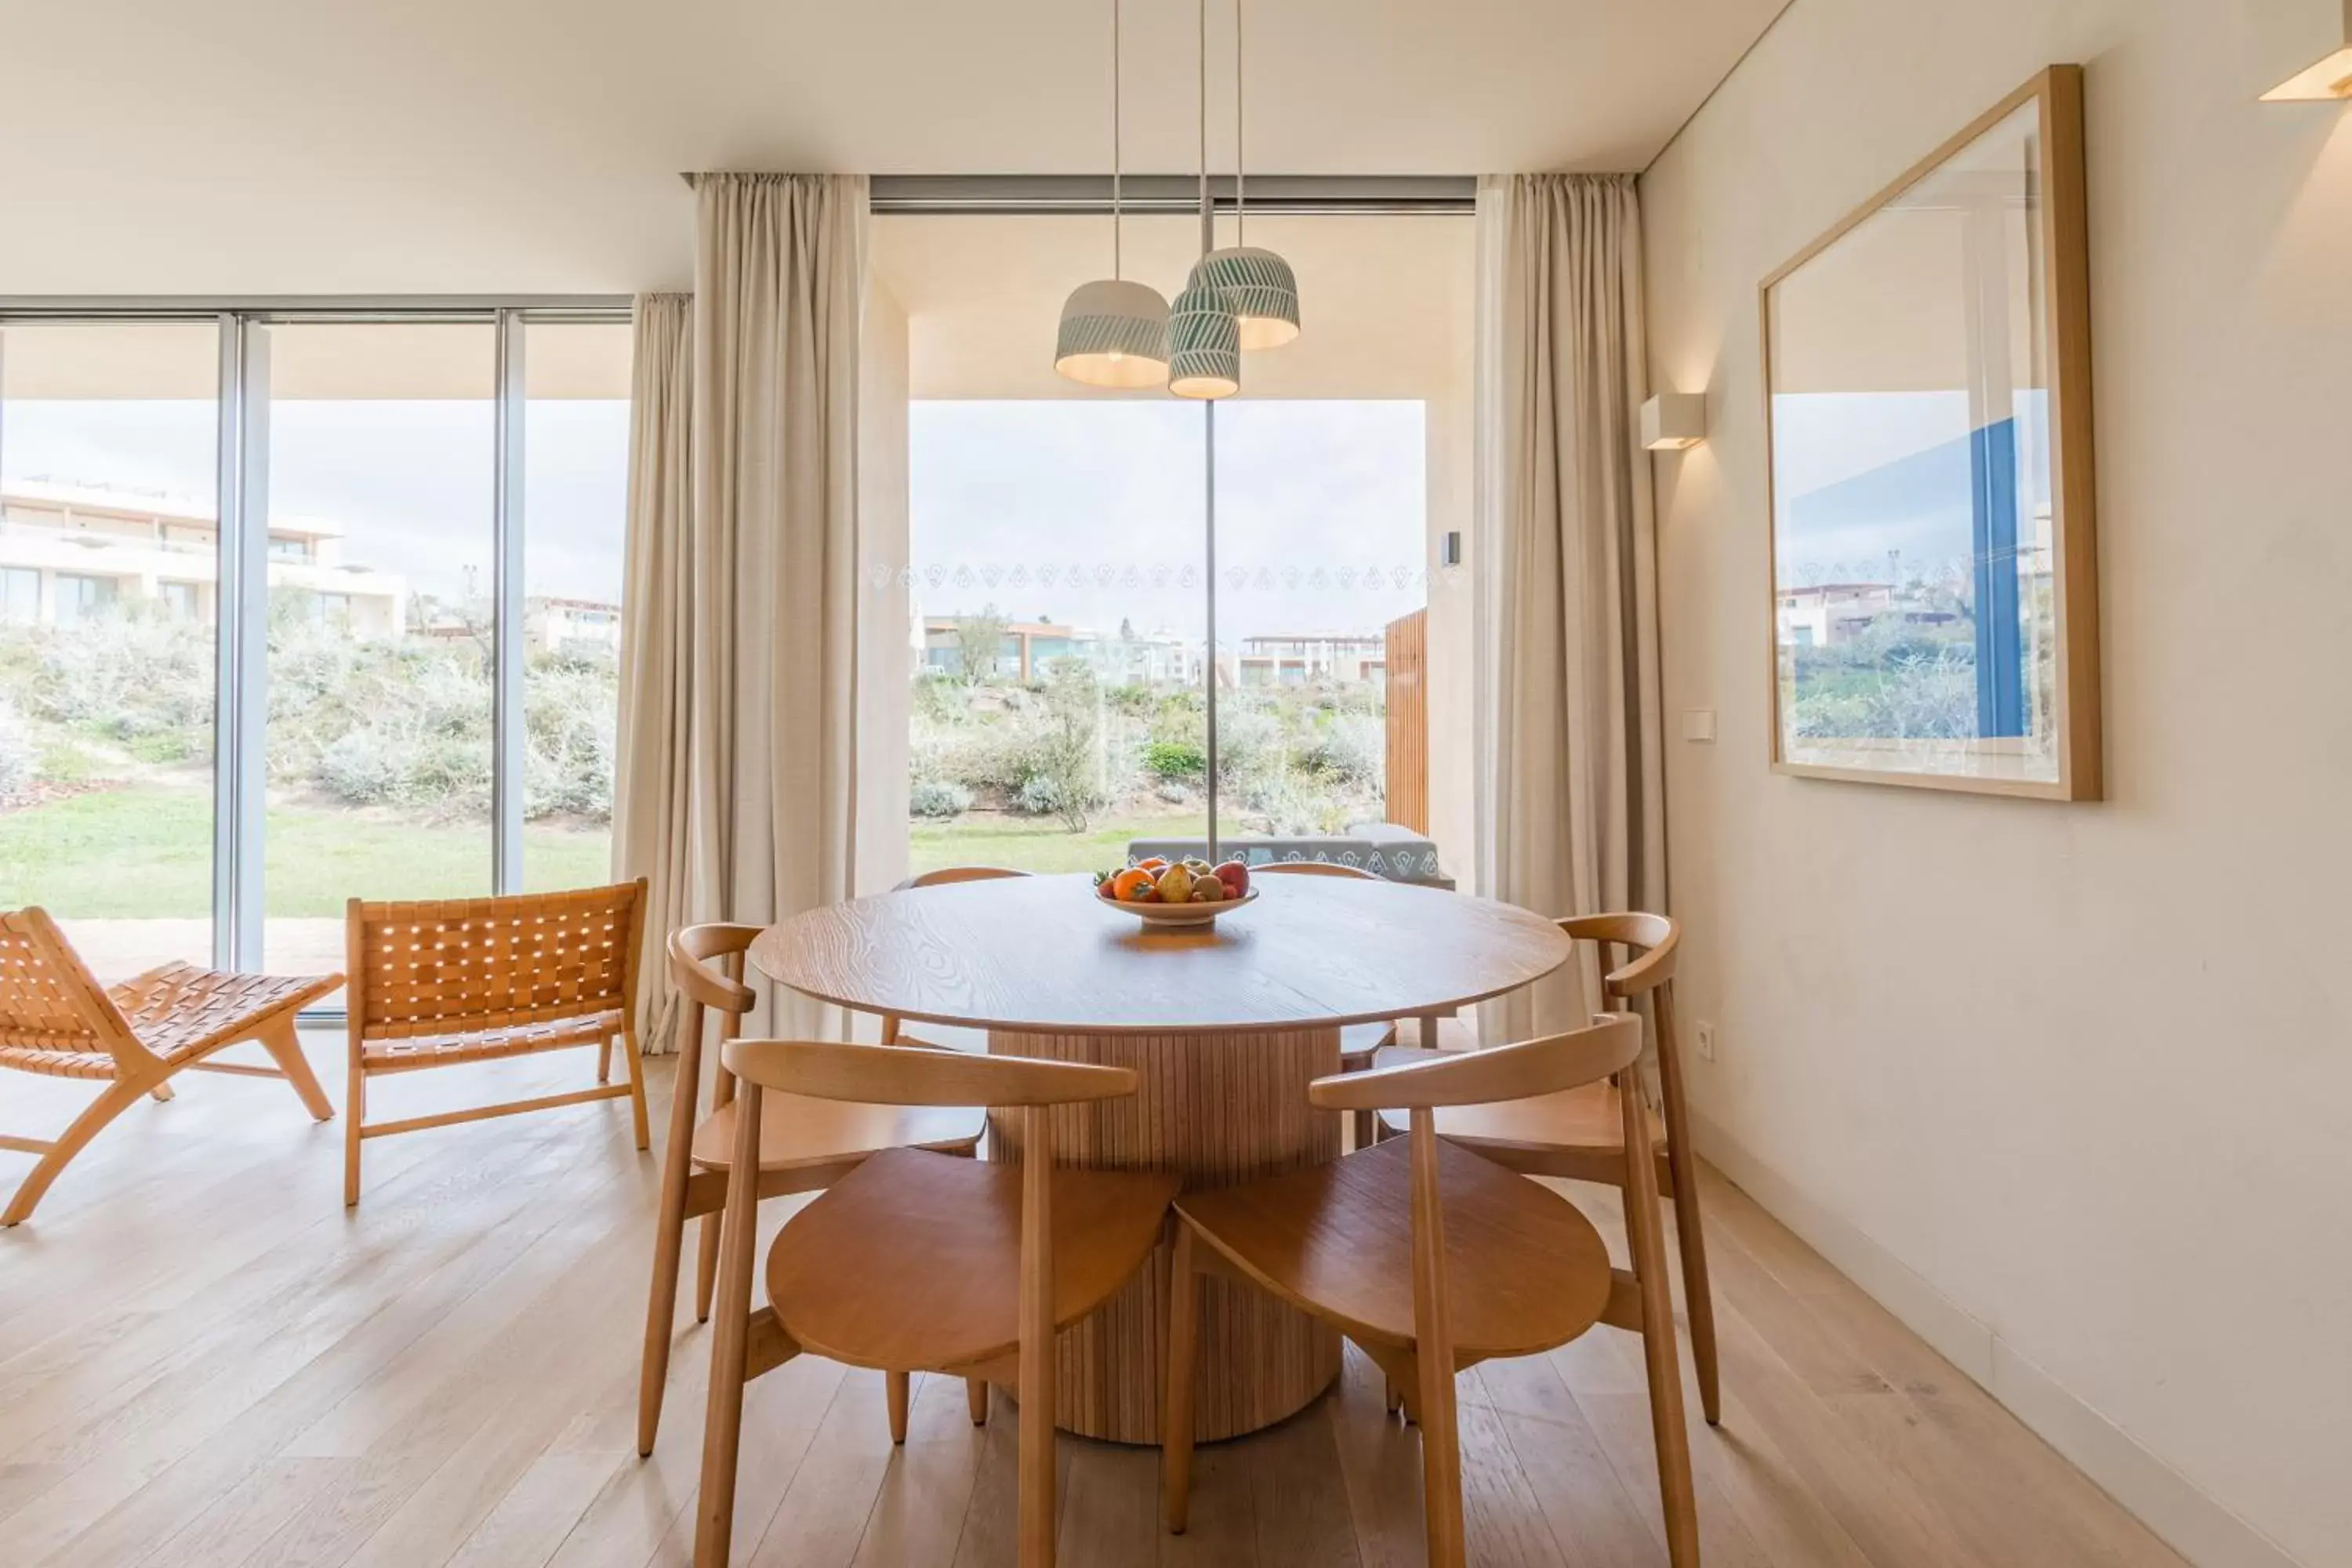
(342, 881, 650, 1206)
(2, 907, 339, 1226)
(1399, 913, 1720, 1425)
(637, 923, 986, 1456)
(697, 1039, 1160, 1568)
(1164, 1014, 1700, 1568)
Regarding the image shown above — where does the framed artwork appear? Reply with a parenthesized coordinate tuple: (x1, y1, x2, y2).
(1761, 66, 2101, 799)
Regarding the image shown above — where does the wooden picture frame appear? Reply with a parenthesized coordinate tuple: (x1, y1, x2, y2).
(1760, 66, 2100, 800)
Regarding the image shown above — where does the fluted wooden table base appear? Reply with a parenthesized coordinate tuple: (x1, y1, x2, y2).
(988, 1025, 1345, 1444)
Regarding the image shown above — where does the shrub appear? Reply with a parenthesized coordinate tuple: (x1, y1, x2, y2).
(1302, 713, 1382, 790)
(0, 701, 31, 799)
(1145, 739, 1207, 780)
(910, 778, 973, 818)
(1013, 773, 1061, 815)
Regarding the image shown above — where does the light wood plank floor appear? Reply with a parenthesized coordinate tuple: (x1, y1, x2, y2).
(0, 1034, 2187, 1568)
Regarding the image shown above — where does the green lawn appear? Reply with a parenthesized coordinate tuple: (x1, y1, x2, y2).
(909, 812, 1212, 877)
(0, 784, 611, 916)
(2, 785, 1216, 914)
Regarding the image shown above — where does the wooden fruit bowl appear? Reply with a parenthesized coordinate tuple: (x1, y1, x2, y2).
(1096, 886, 1260, 927)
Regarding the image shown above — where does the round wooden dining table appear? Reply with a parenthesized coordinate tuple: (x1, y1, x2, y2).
(750, 870, 1573, 1444)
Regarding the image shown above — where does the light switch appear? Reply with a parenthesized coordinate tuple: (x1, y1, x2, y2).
(1681, 709, 1717, 742)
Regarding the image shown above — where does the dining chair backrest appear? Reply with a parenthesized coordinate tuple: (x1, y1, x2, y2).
(1252, 860, 1377, 880)
(666, 922, 765, 1123)
(902, 866, 1034, 889)
(722, 1038, 1134, 1110)
(1308, 1013, 1642, 1115)
(1559, 912, 1678, 1004)
(0, 907, 146, 1075)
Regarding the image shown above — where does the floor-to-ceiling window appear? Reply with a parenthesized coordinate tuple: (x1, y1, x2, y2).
(0, 320, 222, 976)
(0, 304, 628, 991)
(874, 203, 1474, 880)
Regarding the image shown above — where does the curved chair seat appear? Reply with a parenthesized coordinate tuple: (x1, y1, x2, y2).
(1378, 1079, 1666, 1160)
(690, 1091, 984, 1174)
(1174, 1137, 1613, 1360)
(768, 1146, 1179, 1372)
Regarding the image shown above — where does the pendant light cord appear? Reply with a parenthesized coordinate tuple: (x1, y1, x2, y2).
(1112, 0, 1123, 278)
(1198, 0, 1210, 256)
(1234, 0, 1245, 245)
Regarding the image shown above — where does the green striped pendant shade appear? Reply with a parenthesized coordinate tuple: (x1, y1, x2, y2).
(1167, 270, 1240, 400)
(1054, 278, 1171, 388)
(1194, 245, 1300, 350)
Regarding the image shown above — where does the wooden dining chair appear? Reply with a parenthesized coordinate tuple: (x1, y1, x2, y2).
(697, 1039, 1178, 1568)
(1253, 859, 1446, 1149)
(1163, 1014, 1699, 1568)
(883, 866, 1032, 1054)
(343, 882, 649, 1207)
(637, 924, 987, 1456)
(1374, 912, 1719, 1424)
(1, 907, 340, 1226)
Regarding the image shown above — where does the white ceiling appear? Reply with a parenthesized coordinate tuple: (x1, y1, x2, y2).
(0, 0, 1782, 297)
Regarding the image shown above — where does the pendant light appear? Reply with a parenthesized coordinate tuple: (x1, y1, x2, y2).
(1169, 0, 1240, 400)
(1055, 0, 1170, 388)
(1192, 0, 1300, 350)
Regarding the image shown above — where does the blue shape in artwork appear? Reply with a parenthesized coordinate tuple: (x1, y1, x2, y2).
(1970, 416, 2026, 739)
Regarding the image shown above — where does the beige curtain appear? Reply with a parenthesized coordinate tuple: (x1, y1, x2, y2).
(1473, 172, 1667, 1044)
(612, 292, 695, 1047)
(686, 172, 870, 1039)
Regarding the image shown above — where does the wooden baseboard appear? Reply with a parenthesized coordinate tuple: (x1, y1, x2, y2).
(1688, 1109, 2307, 1568)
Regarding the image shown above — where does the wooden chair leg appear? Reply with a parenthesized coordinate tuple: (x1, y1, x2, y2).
(618, 1028, 651, 1150)
(260, 1016, 335, 1121)
(695, 1087, 767, 1568)
(1623, 1094, 1700, 1566)
(149, 1081, 176, 1102)
(695, 1210, 724, 1323)
(343, 1058, 366, 1207)
(967, 1377, 989, 1425)
(598, 1034, 614, 1083)
(1408, 1113, 1465, 1568)
(886, 1370, 912, 1444)
(639, 1083, 699, 1457)
(1352, 1107, 1375, 1153)
(1162, 1222, 1201, 1534)
(2, 1076, 154, 1226)
(1667, 1142, 1722, 1426)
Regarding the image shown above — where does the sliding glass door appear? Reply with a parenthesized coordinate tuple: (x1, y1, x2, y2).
(0, 306, 628, 991)
(0, 320, 223, 975)
(259, 321, 499, 986)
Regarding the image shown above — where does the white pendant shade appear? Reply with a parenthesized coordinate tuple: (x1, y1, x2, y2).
(1194, 245, 1300, 350)
(1054, 278, 1171, 388)
(1167, 273, 1240, 400)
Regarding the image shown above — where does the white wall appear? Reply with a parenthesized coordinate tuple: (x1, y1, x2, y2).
(1639, 3, 2352, 1566)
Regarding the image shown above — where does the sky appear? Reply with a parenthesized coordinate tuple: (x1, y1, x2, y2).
(909, 399, 1428, 646)
(6, 395, 1431, 645)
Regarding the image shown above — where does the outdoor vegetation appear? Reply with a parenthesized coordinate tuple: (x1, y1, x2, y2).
(907, 614, 1387, 872)
(0, 591, 614, 917)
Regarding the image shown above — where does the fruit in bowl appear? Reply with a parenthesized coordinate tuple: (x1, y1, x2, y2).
(1093, 855, 1251, 911)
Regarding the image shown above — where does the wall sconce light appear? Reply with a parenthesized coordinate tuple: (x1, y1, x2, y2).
(1641, 392, 1708, 452)
(2263, 0, 2352, 100)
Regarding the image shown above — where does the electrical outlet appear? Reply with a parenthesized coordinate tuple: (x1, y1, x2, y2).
(1694, 1021, 1717, 1062)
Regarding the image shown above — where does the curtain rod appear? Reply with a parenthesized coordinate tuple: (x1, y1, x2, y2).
(680, 173, 1475, 215)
